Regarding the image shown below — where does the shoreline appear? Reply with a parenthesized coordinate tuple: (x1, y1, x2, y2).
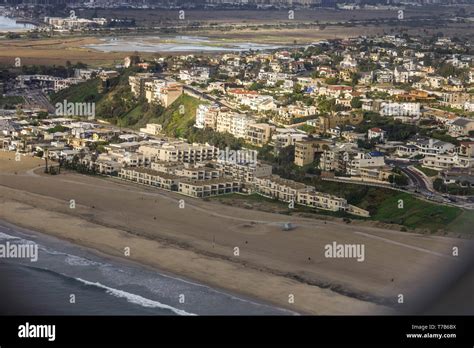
(1, 152, 466, 315)
(0, 219, 295, 315)
(0, 186, 391, 315)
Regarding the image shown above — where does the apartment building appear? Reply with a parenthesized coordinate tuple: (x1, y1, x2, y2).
(215, 161, 272, 183)
(150, 161, 184, 174)
(380, 102, 421, 117)
(150, 161, 220, 180)
(253, 174, 369, 216)
(358, 165, 393, 182)
(144, 80, 183, 107)
(179, 178, 241, 198)
(294, 138, 329, 167)
(119, 168, 184, 191)
(297, 191, 348, 212)
(129, 73, 155, 98)
(319, 147, 353, 173)
(254, 175, 307, 202)
(314, 113, 363, 134)
(246, 123, 275, 147)
(195, 104, 220, 130)
(442, 92, 474, 109)
(277, 104, 317, 123)
(179, 67, 210, 84)
(216, 112, 255, 139)
(138, 142, 218, 163)
(272, 129, 307, 153)
(95, 160, 122, 175)
(175, 166, 221, 181)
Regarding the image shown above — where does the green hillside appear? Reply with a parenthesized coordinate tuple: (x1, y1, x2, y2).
(153, 94, 204, 138)
(50, 78, 103, 105)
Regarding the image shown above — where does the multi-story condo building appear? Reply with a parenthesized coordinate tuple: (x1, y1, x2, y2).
(195, 104, 220, 130)
(216, 111, 255, 139)
(246, 123, 275, 147)
(139, 123, 163, 136)
(215, 161, 272, 184)
(319, 148, 351, 173)
(129, 73, 155, 98)
(144, 80, 183, 107)
(254, 175, 307, 202)
(272, 128, 307, 151)
(294, 138, 330, 167)
(296, 191, 349, 212)
(179, 178, 241, 198)
(138, 142, 218, 163)
(119, 168, 184, 191)
(380, 102, 421, 117)
(174, 166, 221, 181)
(253, 175, 368, 216)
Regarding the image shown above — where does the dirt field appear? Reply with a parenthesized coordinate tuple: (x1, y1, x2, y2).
(0, 151, 472, 314)
(0, 37, 126, 67)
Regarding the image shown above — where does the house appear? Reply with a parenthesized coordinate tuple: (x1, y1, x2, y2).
(449, 118, 474, 137)
(139, 123, 163, 136)
(368, 127, 386, 142)
(348, 151, 386, 176)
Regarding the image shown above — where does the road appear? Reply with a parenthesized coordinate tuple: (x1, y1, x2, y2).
(22, 89, 56, 113)
(387, 159, 473, 210)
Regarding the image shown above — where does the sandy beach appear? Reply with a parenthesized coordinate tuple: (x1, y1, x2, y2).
(0, 151, 471, 314)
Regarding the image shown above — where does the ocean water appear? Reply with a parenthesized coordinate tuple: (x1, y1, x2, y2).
(0, 221, 295, 316)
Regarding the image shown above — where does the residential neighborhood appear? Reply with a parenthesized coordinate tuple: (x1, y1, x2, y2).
(2, 33, 473, 212)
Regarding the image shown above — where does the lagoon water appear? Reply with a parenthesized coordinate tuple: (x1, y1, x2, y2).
(85, 35, 283, 53)
(0, 15, 35, 31)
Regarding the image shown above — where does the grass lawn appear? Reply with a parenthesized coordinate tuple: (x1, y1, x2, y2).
(212, 193, 356, 219)
(414, 164, 439, 177)
(0, 95, 24, 108)
(372, 192, 462, 232)
(297, 124, 316, 134)
(447, 210, 474, 236)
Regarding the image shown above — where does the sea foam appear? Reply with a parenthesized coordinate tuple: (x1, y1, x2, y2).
(75, 277, 196, 316)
